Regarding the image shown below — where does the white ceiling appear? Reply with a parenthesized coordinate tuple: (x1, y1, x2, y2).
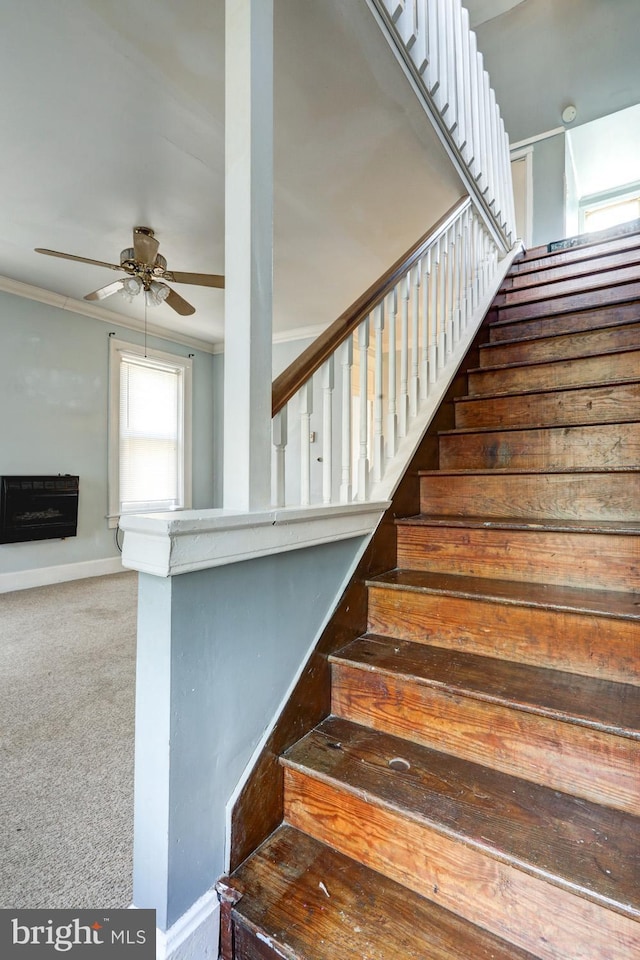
(0, 0, 462, 348)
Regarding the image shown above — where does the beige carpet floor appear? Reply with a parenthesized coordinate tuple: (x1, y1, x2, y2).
(0, 571, 137, 908)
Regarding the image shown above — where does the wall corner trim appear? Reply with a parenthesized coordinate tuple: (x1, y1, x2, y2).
(132, 888, 220, 960)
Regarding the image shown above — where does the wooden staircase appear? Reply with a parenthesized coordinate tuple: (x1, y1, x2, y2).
(218, 227, 640, 960)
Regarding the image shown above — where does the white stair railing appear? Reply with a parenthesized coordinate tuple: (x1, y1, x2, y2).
(271, 198, 516, 509)
(367, 0, 516, 252)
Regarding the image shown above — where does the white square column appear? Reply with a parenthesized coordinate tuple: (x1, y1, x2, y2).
(223, 0, 274, 512)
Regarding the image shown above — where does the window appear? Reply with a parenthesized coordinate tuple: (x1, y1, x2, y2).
(108, 339, 192, 526)
(580, 185, 640, 235)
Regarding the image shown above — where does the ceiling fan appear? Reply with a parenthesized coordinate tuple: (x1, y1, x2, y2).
(35, 226, 224, 316)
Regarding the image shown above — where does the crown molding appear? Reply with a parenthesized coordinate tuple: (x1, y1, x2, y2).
(0, 274, 220, 355)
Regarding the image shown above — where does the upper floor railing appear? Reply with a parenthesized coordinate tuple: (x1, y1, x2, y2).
(367, 0, 516, 252)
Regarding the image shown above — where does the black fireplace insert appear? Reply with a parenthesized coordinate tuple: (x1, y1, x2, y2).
(0, 475, 79, 544)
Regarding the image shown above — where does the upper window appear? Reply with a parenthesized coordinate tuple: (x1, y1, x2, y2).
(108, 338, 192, 526)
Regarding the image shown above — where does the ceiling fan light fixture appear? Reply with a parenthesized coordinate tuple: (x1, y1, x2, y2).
(121, 275, 143, 301)
(145, 280, 170, 307)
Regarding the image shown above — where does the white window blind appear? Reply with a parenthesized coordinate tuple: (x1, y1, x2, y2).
(108, 339, 192, 524)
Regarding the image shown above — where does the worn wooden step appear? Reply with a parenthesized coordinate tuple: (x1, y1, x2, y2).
(219, 824, 539, 960)
(419, 469, 640, 521)
(438, 420, 640, 471)
(494, 278, 640, 325)
(515, 221, 640, 270)
(454, 380, 640, 429)
(489, 299, 640, 345)
(479, 321, 640, 368)
(496, 263, 640, 310)
(330, 635, 640, 812)
(468, 347, 640, 396)
(366, 569, 640, 685)
(282, 717, 640, 960)
(507, 234, 640, 285)
(395, 515, 640, 592)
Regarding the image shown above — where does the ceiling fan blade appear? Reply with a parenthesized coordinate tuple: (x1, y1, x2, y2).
(35, 248, 122, 271)
(164, 270, 225, 289)
(84, 279, 125, 301)
(133, 227, 160, 265)
(165, 287, 196, 316)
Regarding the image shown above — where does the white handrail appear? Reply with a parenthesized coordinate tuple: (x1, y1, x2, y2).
(272, 200, 517, 508)
(368, 0, 516, 251)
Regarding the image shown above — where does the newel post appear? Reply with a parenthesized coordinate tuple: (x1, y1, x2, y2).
(223, 0, 274, 511)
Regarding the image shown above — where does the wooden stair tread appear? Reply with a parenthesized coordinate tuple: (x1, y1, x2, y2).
(503, 244, 640, 289)
(453, 376, 640, 404)
(440, 417, 640, 437)
(468, 343, 640, 376)
(366, 569, 640, 621)
(484, 317, 640, 347)
(489, 298, 640, 335)
(223, 824, 539, 960)
(330, 635, 640, 739)
(496, 263, 640, 307)
(516, 223, 640, 267)
(282, 717, 640, 918)
(395, 513, 640, 536)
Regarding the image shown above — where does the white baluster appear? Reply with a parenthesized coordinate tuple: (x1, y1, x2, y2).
(386, 287, 398, 459)
(420, 251, 430, 399)
(429, 239, 439, 383)
(373, 302, 385, 483)
(410, 263, 420, 416)
(299, 379, 313, 506)
(445, 226, 455, 358)
(460, 6, 474, 171)
(411, 0, 428, 75)
(450, 226, 460, 347)
(438, 237, 447, 370)
(272, 406, 287, 507)
(339, 337, 353, 504)
(321, 356, 334, 504)
(426, 0, 440, 98)
(357, 319, 370, 501)
(399, 274, 410, 436)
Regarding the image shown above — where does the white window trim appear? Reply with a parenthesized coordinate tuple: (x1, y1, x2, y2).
(108, 337, 193, 529)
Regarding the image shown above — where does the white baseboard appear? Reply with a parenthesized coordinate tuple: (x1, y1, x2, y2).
(152, 890, 220, 960)
(0, 556, 126, 593)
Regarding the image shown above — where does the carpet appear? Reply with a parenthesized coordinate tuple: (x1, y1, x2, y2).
(0, 572, 137, 909)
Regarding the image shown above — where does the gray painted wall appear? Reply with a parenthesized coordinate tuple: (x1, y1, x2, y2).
(132, 536, 365, 929)
(0, 292, 215, 577)
(529, 134, 566, 246)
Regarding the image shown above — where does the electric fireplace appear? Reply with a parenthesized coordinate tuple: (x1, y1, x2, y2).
(0, 475, 79, 544)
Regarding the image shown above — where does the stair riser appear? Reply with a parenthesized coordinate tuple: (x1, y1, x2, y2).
(420, 473, 640, 521)
(504, 245, 640, 290)
(396, 526, 640, 592)
(496, 264, 640, 308)
(438, 422, 640, 470)
(284, 768, 640, 960)
(489, 301, 640, 344)
(494, 279, 640, 325)
(330, 664, 640, 815)
(479, 323, 640, 368)
(513, 233, 640, 276)
(366, 585, 640, 685)
(468, 351, 640, 396)
(455, 383, 640, 430)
